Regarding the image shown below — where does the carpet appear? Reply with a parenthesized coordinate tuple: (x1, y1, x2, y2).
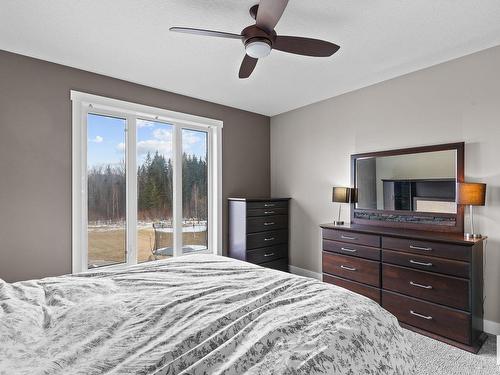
(407, 329, 499, 374)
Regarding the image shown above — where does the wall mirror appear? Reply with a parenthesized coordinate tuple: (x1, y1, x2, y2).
(351, 143, 464, 232)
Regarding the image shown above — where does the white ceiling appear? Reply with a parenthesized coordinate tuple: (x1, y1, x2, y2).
(1, 1, 500, 116)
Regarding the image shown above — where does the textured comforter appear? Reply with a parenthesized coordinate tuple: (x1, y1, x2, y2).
(0, 254, 414, 374)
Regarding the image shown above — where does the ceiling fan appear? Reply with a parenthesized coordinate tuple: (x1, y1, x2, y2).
(169, 0, 340, 79)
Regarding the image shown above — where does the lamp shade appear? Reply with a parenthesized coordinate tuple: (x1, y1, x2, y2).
(332, 187, 357, 203)
(456, 182, 486, 206)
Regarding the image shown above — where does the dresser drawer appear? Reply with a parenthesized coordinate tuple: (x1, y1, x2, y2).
(382, 291, 471, 345)
(247, 215, 288, 233)
(247, 208, 288, 217)
(383, 249, 469, 278)
(322, 252, 380, 287)
(247, 230, 288, 249)
(247, 245, 287, 264)
(247, 201, 288, 210)
(382, 236, 470, 262)
(261, 258, 289, 272)
(323, 239, 380, 261)
(382, 264, 469, 310)
(323, 228, 380, 248)
(323, 274, 380, 303)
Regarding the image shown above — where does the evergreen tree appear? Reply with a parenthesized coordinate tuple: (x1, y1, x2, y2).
(88, 151, 206, 224)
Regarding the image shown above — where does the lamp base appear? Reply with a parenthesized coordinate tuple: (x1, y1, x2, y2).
(464, 233, 482, 240)
(333, 220, 345, 226)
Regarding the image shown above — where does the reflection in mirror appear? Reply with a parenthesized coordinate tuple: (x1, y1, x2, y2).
(355, 150, 457, 214)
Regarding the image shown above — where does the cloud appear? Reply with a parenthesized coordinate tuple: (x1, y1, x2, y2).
(153, 128, 172, 142)
(182, 130, 205, 154)
(137, 140, 173, 157)
(115, 127, 204, 159)
(136, 128, 173, 157)
(90, 135, 104, 143)
(116, 138, 173, 159)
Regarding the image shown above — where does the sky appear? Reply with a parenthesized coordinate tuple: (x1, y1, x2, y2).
(87, 114, 207, 168)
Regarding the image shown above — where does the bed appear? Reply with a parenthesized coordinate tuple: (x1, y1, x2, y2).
(0, 254, 414, 374)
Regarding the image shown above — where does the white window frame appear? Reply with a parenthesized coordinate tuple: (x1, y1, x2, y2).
(71, 91, 223, 273)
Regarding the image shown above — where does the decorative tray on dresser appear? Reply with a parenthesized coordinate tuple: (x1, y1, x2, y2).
(228, 198, 290, 272)
(320, 223, 487, 353)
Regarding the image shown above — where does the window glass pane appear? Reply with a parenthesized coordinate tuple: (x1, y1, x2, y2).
(87, 113, 126, 268)
(137, 119, 174, 262)
(182, 129, 208, 253)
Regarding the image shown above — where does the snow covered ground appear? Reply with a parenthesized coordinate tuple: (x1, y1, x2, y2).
(89, 221, 207, 233)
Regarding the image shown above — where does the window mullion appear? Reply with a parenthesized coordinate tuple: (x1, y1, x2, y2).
(213, 126, 222, 255)
(173, 125, 183, 257)
(126, 115, 138, 265)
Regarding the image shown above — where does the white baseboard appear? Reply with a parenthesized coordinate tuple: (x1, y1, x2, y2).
(484, 319, 500, 335)
(289, 265, 322, 280)
(290, 265, 500, 336)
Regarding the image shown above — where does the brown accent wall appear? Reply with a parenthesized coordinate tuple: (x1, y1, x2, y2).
(0, 50, 270, 282)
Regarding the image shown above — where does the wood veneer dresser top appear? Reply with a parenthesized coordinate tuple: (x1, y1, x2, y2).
(320, 223, 486, 353)
(228, 198, 290, 272)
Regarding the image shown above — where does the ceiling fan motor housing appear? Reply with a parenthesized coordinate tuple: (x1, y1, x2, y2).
(241, 25, 276, 59)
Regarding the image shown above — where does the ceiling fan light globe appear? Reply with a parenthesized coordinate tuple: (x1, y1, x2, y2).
(245, 40, 271, 58)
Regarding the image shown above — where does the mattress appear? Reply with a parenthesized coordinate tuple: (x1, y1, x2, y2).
(0, 254, 414, 374)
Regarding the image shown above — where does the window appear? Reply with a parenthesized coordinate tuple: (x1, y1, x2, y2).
(182, 129, 208, 253)
(136, 119, 174, 263)
(87, 114, 127, 268)
(72, 92, 222, 273)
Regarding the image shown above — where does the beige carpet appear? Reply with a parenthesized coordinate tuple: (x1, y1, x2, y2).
(407, 330, 499, 374)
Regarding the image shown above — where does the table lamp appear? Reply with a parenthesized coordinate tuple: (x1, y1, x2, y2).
(456, 182, 486, 239)
(332, 187, 357, 226)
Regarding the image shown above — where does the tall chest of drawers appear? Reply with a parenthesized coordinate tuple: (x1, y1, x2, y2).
(228, 198, 290, 272)
(321, 223, 486, 353)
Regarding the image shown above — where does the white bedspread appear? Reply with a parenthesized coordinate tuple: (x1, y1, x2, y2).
(0, 254, 414, 374)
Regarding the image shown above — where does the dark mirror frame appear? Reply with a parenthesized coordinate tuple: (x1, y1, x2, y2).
(350, 142, 465, 233)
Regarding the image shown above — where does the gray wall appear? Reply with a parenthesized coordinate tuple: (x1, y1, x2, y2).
(0, 50, 270, 283)
(271, 45, 500, 332)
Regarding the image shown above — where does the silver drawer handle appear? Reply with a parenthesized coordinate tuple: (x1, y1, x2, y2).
(263, 222, 275, 226)
(264, 203, 275, 207)
(264, 253, 275, 257)
(340, 265, 356, 271)
(264, 211, 275, 214)
(341, 247, 357, 253)
(341, 235, 357, 240)
(410, 310, 433, 320)
(409, 245, 433, 251)
(264, 237, 275, 241)
(409, 259, 433, 267)
(410, 281, 433, 289)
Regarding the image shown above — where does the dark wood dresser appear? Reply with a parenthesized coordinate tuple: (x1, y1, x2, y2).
(321, 223, 486, 353)
(228, 198, 290, 272)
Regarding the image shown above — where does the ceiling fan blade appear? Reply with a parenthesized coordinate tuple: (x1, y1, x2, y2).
(169, 27, 243, 40)
(239, 54, 258, 79)
(273, 36, 340, 57)
(256, 0, 289, 33)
